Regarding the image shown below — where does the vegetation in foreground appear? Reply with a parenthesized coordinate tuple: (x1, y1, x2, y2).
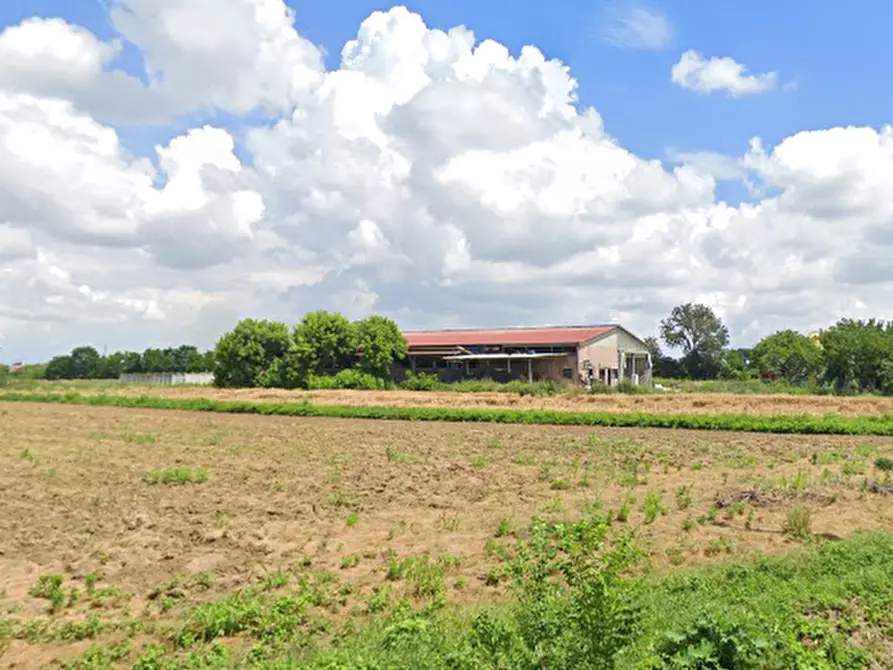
(5, 391, 893, 435)
(9, 528, 892, 669)
(4, 402, 893, 668)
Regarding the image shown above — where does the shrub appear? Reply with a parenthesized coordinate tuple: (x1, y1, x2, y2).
(874, 457, 893, 473)
(308, 369, 392, 390)
(783, 506, 812, 540)
(400, 372, 443, 391)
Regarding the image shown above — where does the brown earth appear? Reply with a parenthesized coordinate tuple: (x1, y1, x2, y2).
(1, 402, 892, 667)
(27, 384, 893, 416)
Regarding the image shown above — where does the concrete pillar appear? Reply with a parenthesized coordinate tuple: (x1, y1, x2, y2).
(527, 358, 533, 383)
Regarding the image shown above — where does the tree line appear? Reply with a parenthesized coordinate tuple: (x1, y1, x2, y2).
(213, 312, 407, 388)
(43, 345, 215, 380)
(647, 303, 893, 394)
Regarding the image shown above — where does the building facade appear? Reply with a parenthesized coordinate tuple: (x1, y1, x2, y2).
(401, 324, 652, 387)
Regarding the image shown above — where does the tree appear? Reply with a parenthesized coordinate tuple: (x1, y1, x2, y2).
(69, 346, 102, 379)
(294, 310, 357, 374)
(141, 348, 175, 373)
(213, 318, 294, 388)
(819, 319, 893, 393)
(171, 345, 205, 373)
(122, 351, 143, 374)
(354, 315, 408, 379)
(751, 330, 822, 384)
(659, 303, 729, 380)
(719, 348, 755, 380)
(45, 355, 72, 380)
(643, 336, 685, 378)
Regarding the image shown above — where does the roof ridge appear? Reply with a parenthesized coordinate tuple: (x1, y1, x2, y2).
(402, 323, 617, 333)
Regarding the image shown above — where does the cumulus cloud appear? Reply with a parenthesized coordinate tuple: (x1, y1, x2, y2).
(599, 1, 674, 51)
(671, 50, 777, 97)
(0, 2, 892, 361)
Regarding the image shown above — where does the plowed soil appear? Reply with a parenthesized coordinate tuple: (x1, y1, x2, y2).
(1, 402, 892, 667)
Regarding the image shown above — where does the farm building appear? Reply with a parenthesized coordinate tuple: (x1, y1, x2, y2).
(402, 324, 652, 387)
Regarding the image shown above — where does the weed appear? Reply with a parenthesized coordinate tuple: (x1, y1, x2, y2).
(616, 495, 635, 523)
(364, 586, 390, 614)
(84, 574, 97, 596)
(495, 517, 516, 538)
(438, 511, 460, 532)
(19, 448, 36, 463)
(512, 454, 535, 466)
(783, 506, 812, 540)
(550, 479, 571, 490)
(874, 456, 893, 472)
(263, 572, 289, 590)
(122, 432, 158, 445)
(142, 467, 208, 485)
(469, 455, 490, 468)
(340, 555, 360, 570)
(675, 484, 693, 510)
(681, 518, 695, 532)
(345, 511, 360, 528)
(745, 508, 755, 530)
(29, 575, 65, 613)
(385, 446, 411, 463)
(642, 490, 667, 524)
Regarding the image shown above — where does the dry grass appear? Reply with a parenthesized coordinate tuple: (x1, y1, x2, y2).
(23, 384, 893, 417)
(1, 402, 892, 666)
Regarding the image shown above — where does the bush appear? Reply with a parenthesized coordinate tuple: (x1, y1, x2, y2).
(400, 372, 443, 391)
(308, 369, 393, 390)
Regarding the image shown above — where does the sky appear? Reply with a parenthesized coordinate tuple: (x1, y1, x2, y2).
(2, 0, 893, 362)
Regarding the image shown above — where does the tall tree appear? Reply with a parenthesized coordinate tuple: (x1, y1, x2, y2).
(294, 310, 357, 373)
(354, 315, 408, 379)
(751, 330, 822, 383)
(69, 346, 102, 379)
(213, 318, 293, 388)
(819, 319, 893, 392)
(45, 355, 73, 380)
(659, 303, 729, 380)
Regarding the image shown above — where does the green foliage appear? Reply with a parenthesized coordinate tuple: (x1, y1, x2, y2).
(820, 319, 893, 393)
(142, 467, 209, 485)
(294, 310, 358, 374)
(213, 318, 294, 388)
(752, 329, 823, 383)
(660, 303, 730, 380)
(874, 457, 893, 472)
(10, 391, 893, 435)
(307, 369, 391, 390)
(353, 315, 408, 379)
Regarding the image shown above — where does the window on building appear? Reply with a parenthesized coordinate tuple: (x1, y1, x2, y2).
(562, 367, 573, 379)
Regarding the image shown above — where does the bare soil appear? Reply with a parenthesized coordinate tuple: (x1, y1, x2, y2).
(34, 384, 893, 417)
(1, 402, 892, 667)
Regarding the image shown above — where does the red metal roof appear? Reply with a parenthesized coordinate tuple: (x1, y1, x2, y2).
(403, 325, 616, 348)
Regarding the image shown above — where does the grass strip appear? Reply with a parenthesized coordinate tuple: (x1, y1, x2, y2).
(4, 391, 893, 435)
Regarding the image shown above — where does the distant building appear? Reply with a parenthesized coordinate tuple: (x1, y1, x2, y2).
(401, 324, 652, 386)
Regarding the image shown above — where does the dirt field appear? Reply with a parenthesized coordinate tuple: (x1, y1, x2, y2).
(1, 402, 892, 667)
(29, 384, 893, 417)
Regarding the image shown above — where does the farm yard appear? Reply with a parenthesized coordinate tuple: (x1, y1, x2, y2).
(1, 399, 893, 668)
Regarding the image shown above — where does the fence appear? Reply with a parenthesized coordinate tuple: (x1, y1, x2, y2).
(118, 372, 214, 386)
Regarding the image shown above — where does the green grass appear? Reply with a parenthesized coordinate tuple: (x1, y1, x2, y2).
(48, 527, 893, 669)
(6, 391, 893, 436)
(142, 467, 208, 485)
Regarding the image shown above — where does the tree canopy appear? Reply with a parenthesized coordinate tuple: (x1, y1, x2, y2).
(751, 330, 822, 383)
(659, 303, 730, 379)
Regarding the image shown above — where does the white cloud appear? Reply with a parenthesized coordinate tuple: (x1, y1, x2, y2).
(1, 3, 893, 361)
(109, 0, 324, 115)
(600, 1, 674, 51)
(672, 50, 777, 97)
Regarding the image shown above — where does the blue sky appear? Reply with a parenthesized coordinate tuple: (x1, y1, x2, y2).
(3, 0, 893, 360)
(5, 0, 892, 172)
